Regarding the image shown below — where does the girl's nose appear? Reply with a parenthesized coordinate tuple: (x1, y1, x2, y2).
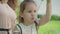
(31, 12, 34, 16)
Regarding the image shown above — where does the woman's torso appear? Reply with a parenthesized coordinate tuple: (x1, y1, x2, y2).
(0, 3, 16, 29)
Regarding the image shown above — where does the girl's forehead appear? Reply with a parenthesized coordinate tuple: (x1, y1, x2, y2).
(25, 3, 37, 10)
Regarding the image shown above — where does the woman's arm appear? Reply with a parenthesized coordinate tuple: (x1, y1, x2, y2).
(37, 0, 52, 26)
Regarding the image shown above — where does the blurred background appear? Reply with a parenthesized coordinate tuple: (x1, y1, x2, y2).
(16, 0, 60, 34)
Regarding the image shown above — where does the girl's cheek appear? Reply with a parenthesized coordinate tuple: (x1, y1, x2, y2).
(28, 14, 31, 17)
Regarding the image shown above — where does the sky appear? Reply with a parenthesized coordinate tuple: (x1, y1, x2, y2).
(20, 0, 60, 16)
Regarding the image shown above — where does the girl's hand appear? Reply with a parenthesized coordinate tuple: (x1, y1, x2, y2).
(47, 0, 51, 3)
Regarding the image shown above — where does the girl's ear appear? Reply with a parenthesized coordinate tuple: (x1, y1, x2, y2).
(20, 12, 23, 17)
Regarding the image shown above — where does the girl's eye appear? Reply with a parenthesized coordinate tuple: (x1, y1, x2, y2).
(28, 11, 31, 13)
(34, 10, 36, 13)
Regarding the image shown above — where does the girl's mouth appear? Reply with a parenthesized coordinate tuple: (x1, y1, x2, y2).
(32, 17, 34, 20)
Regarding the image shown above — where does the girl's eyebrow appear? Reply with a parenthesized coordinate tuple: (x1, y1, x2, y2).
(26, 9, 32, 11)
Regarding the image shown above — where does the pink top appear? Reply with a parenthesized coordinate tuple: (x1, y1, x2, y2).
(0, 3, 16, 34)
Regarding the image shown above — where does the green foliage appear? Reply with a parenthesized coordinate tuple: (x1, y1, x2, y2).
(41, 0, 44, 1)
(37, 14, 60, 20)
(37, 14, 42, 18)
(51, 15, 60, 21)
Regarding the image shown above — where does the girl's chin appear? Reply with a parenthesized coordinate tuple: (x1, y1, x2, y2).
(31, 20, 35, 22)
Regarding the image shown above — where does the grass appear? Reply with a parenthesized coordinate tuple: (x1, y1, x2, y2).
(38, 21, 60, 34)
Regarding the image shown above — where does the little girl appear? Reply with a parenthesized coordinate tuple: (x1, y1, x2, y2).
(13, 0, 52, 34)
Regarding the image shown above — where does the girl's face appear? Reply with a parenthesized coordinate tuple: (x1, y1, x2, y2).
(21, 2, 37, 23)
